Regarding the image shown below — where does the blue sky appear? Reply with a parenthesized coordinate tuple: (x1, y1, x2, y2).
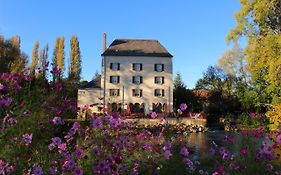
(0, 0, 241, 88)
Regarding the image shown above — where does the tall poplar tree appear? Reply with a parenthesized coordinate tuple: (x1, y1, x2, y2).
(57, 36, 65, 78)
(69, 35, 82, 84)
(31, 40, 39, 76)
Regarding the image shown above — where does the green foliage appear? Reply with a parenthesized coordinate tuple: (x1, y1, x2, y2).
(0, 35, 27, 73)
(227, 0, 281, 112)
(69, 35, 82, 84)
(31, 40, 39, 76)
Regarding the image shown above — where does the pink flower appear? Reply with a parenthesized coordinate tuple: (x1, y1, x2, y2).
(266, 163, 273, 171)
(180, 147, 189, 157)
(74, 148, 84, 159)
(22, 133, 33, 146)
(92, 117, 102, 129)
(164, 150, 172, 158)
(275, 134, 281, 144)
(33, 166, 43, 175)
(52, 116, 63, 125)
(240, 148, 249, 156)
(212, 172, 218, 175)
(249, 112, 256, 118)
(151, 112, 157, 119)
(0, 83, 4, 90)
(58, 143, 67, 152)
(180, 103, 187, 111)
(73, 167, 83, 175)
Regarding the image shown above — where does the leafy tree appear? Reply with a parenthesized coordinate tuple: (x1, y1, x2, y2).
(173, 72, 188, 110)
(195, 66, 225, 91)
(217, 42, 248, 83)
(31, 40, 39, 76)
(0, 35, 27, 74)
(57, 36, 65, 78)
(69, 35, 82, 84)
(227, 0, 281, 111)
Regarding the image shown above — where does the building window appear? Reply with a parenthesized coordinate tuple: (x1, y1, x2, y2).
(132, 76, 143, 84)
(154, 89, 164, 97)
(110, 76, 120, 84)
(154, 64, 164, 72)
(155, 76, 164, 84)
(132, 63, 142, 71)
(132, 89, 142, 97)
(110, 63, 120, 71)
(109, 89, 120, 96)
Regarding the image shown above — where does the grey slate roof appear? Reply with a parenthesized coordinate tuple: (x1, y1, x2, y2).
(101, 39, 173, 57)
(81, 78, 101, 89)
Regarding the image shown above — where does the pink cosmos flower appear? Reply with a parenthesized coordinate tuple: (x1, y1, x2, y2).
(73, 167, 83, 175)
(275, 134, 281, 144)
(180, 147, 189, 157)
(52, 116, 63, 125)
(0, 83, 4, 90)
(74, 148, 84, 159)
(164, 150, 172, 158)
(33, 166, 43, 175)
(151, 112, 157, 119)
(240, 148, 249, 156)
(180, 103, 187, 111)
(92, 117, 102, 129)
(22, 133, 33, 146)
(249, 112, 256, 118)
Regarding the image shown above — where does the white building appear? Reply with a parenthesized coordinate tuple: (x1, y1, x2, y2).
(78, 34, 173, 115)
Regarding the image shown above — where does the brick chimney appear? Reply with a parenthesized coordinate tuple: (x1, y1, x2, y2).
(103, 33, 107, 52)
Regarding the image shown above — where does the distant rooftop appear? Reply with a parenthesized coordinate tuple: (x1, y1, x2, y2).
(101, 39, 173, 57)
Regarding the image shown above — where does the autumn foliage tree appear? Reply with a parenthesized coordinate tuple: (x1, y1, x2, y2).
(0, 35, 28, 74)
(68, 35, 82, 85)
(227, 0, 281, 112)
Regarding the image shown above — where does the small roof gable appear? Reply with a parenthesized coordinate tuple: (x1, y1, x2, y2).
(101, 39, 173, 57)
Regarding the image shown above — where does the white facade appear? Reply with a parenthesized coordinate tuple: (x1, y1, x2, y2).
(101, 55, 173, 114)
(78, 38, 173, 115)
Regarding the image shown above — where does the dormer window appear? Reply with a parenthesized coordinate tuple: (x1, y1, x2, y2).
(132, 76, 143, 84)
(110, 63, 120, 71)
(155, 76, 164, 84)
(132, 63, 142, 71)
(110, 76, 120, 84)
(154, 64, 164, 72)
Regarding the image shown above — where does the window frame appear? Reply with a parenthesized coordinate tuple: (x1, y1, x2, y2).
(109, 89, 120, 96)
(132, 63, 142, 71)
(110, 76, 120, 84)
(155, 76, 165, 84)
(154, 64, 164, 72)
(132, 76, 143, 84)
(110, 63, 120, 71)
(154, 89, 165, 97)
(132, 89, 142, 97)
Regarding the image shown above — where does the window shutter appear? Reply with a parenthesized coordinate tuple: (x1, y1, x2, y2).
(110, 76, 112, 83)
(140, 76, 143, 83)
(162, 89, 165, 97)
(117, 89, 120, 96)
(154, 90, 157, 96)
(140, 90, 142, 97)
(140, 64, 142, 71)
(154, 77, 157, 84)
(162, 77, 164, 84)
(118, 76, 120, 83)
(154, 64, 157, 71)
(132, 76, 135, 83)
(162, 64, 164, 71)
(132, 64, 135, 70)
(110, 63, 113, 69)
(118, 63, 120, 70)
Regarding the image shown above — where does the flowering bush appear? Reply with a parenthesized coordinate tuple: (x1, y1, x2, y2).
(0, 69, 281, 174)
